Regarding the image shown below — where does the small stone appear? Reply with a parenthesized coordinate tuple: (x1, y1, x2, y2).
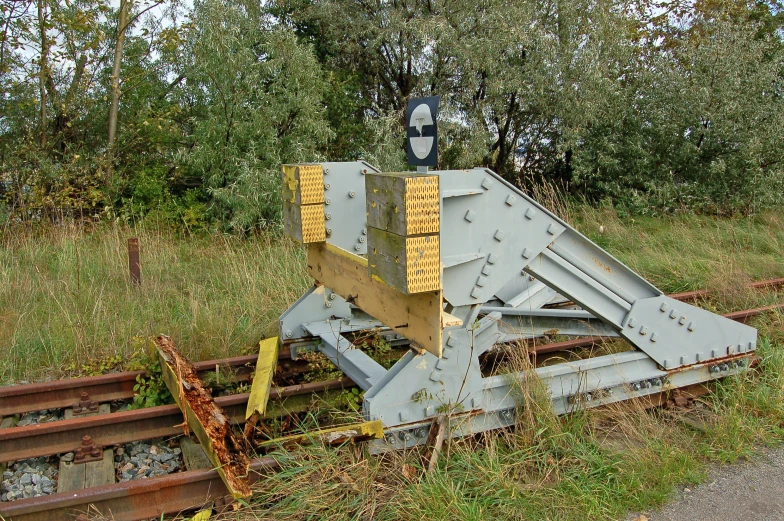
(61, 452, 75, 463)
(116, 447, 125, 456)
(19, 474, 32, 486)
(149, 445, 159, 455)
(684, 487, 692, 493)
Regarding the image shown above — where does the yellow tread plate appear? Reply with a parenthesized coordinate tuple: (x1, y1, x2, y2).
(404, 176, 440, 234)
(300, 204, 326, 243)
(246, 337, 279, 420)
(282, 163, 324, 204)
(297, 164, 325, 204)
(406, 235, 440, 293)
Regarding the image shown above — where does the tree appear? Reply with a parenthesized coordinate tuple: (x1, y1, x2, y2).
(180, 0, 332, 230)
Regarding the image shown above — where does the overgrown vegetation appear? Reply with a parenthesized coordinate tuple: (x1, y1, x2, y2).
(2, 207, 782, 384)
(230, 320, 783, 521)
(2, 1, 783, 228)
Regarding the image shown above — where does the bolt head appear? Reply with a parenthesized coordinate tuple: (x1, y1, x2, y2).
(285, 330, 293, 338)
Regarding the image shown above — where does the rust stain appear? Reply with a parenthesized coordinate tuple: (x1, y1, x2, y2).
(593, 257, 613, 274)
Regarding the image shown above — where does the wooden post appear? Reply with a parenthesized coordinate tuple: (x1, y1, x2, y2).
(128, 238, 140, 286)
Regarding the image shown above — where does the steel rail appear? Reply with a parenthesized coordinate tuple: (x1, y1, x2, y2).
(0, 352, 287, 417)
(0, 382, 713, 521)
(0, 456, 281, 521)
(669, 277, 784, 302)
(0, 378, 352, 463)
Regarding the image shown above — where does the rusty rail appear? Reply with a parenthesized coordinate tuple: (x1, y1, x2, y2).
(0, 382, 714, 521)
(0, 378, 351, 463)
(0, 456, 281, 521)
(0, 353, 283, 417)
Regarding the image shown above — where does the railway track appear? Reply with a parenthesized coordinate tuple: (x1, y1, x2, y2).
(0, 279, 782, 521)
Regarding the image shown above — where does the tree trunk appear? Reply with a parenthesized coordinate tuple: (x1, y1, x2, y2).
(108, 0, 130, 149)
(37, 0, 48, 147)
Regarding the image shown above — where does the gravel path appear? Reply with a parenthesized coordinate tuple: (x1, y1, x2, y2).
(628, 447, 784, 521)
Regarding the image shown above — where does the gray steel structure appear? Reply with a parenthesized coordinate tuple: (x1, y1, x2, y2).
(279, 163, 757, 450)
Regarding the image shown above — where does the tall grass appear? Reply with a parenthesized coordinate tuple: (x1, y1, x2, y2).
(0, 222, 309, 384)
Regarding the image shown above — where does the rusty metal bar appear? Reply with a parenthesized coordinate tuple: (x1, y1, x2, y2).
(128, 237, 141, 286)
(0, 378, 352, 463)
(0, 371, 142, 417)
(0, 352, 288, 417)
(0, 456, 281, 521)
(670, 278, 784, 302)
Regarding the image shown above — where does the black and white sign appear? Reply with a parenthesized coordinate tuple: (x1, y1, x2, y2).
(406, 96, 439, 167)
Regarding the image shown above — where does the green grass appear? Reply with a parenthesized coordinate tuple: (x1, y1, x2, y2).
(0, 222, 310, 383)
(2, 208, 783, 521)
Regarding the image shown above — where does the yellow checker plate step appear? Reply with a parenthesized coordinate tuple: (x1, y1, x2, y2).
(301, 204, 326, 243)
(404, 176, 440, 235)
(406, 235, 440, 293)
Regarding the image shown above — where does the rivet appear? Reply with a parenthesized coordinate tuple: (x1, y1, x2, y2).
(464, 210, 476, 223)
(678, 316, 686, 325)
(628, 318, 637, 328)
(687, 322, 694, 332)
(326, 228, 332, 235)
(481, 178, 493, 190)
(639, 325, 648, 336)
(471, 287, 482, 299)
(522, 248, 532, 259)
(650, 332, 658, 343)
(669, 310, 678, 319)
(349, 191, 356, 198)
(487, 254, 498, 264)
(476, 276, 487, 287)
(361, 228, 367, 235)
(325, 302, 332, 308)
(660, 303, 668, 312)
(494, 229, 505, 241)
(324, 168, 330, 174)
(505, 194, 516, 206)
(547, 223, 560, 235)
(482, 265, 493, 275)
(525, 208, 537, 220)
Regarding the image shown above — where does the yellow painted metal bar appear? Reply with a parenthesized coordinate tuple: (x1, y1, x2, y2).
(245, 337, 279, 420)
(256, 420, 384, 450)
